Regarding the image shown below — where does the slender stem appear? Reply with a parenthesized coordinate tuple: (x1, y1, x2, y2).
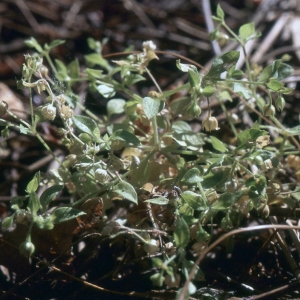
(146, 67, 163, 95)
(237, 162, 254, 176)
(5, 110, 31, 129)
(35, 133, 64, 168)
(218, 97, 238, 137)
(44, 53, 57, 74)
(197, 182, 208, 204)
(151, 115, 160, 150)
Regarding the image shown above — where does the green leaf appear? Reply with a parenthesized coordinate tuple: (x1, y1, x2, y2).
(205, 51, 240, 79)
(181, 191, 207, 210)
(266, 79, 284, 91)
(212, 191, 244, 211)
(188, 282, 197, 295)
(237, 121, 268, 149)
(172, 121, 205, 150)
(124, 73, 145, 86)
(28, 192, 40, 215)
(239, 22, 255, 41)
(277, 62, 293, 80)
(67, 59, 80, 78)
(51, 207, 86, 224)
(26, 172, 40, 193)
(84, 53, 110, 70)
(174, 216, 190, 248)
(245, 175, 267, 201)
(144, 196, 169, 205)
(258, 65, 272, 82)
(87, 37, 97, 50)
(111, 129, 140, 146)
(176, 60, 197, 72)
(24, 37, 43, 52)
(291, 187, 300, 201)
(47, 39, 65, 50)
(178, 203, 194, 216)
(107, 99, 125, 119)
(210, 136, 227, 153)
(284, 125, 300, 136)
(230, 69, 244, 79)
(150, 273, 164, 287)
(258, 60, 293, 82)
(176, 60, 200, 88)
(55, 59, 68, 81)
(85, 68, 103, 80)
(142, 97, 164, 119)
(128, 156, 151, 187)
(1, 214, 15, 230)
(188, 69, 200, 89)
(20, 124, 32, 134)
(233, 82, 252, 99)
(202, 166, 231, 189)
(72, 115, 101, 143)
(181, 168, 202, 184)
(219, 90, 232, 102)
(111, 181, 137, 204)
(40, 185, 63, 212)
(169, 97, 190, 115)
(216, 4, 225, 20)
(159, 83, 190, 100)
(96, 84, 115, 98)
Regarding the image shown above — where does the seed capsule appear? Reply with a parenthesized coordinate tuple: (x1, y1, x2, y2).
(202, 115, 219, 131)
(41, 104, 56, 120)
(0, 101, 8, 116)
(187, 102, 201, 118)
(263, 104, 275, 117)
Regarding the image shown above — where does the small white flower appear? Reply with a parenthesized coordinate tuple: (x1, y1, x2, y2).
(142, 40, 156, 51)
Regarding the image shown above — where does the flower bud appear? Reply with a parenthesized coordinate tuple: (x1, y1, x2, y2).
(202, 115, 219, 131)
(63, 154, 77, 168)
(60, 105, 73, 119)
(263, 104, 275, 117)
(275, 95, 285, 112)
(143, 239, 159, 254)
(148, 91, 161, 98)
(19, 237, 35, 257)
(257, 204, 270, 218)
(35, 215, 54, 230)
(15, 210, 30, 225)
(187, 102, 201, 118)
(56, 94, 66, 105)
(221, 215, 233, 230)
(41, 104, 56, 120)
(0, 101, 8, 116)
(39, 65, 49, 78)
(95, 168, 108, 182)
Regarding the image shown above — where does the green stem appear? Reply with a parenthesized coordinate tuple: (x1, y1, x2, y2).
(35, 133, 64, 168)
(151, 115, 160, 150)
(218, 97, 238, 137)
(44, 53, 57, 74)
(237, 162, 254, 176)
(197, 182, 208, 204)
